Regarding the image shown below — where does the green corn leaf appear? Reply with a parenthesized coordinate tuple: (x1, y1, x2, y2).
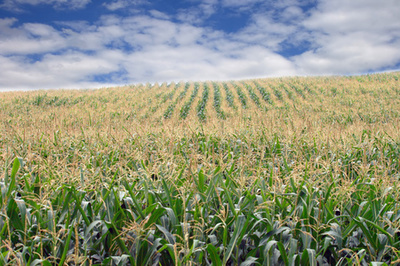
(161, 179, 174, 208)
(220, 185, 237, 218)
(277, 242, 288, 265)
(241, 256, 259, 266)
(144, 206, 165, 229)
(141, 238, 163, 266)
(104, 221, 134, 264)
(300, 250, 309, 265)
(124, 180, 146, 220)
(58, 225, 74, 266)
(71, 190, 91, 226)
(6, 158, 21, 199)
(263, 240, 277, 266)
(31, 259, 52, 266)
(15, 199, 29, 228)
(307, 249, 317, 266)
(206, 244, 222, 266)
(156, 224, 176, 244)
(288, 239, 298, 266)
(198, 169, 205, 193)
(321, 223, 342, 249)
(223, 214, 249, 264)
(85, 220, 104, 239)
(360, 217, 393, 245)
(111, 255, 132, 266)
(353, 218, 378, 251)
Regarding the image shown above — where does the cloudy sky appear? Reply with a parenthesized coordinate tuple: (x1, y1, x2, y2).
(0, 0, 399, 90)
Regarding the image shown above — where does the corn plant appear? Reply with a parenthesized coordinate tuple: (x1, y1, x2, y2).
(253, 81, 273, 105)
(280, 84, 295, 100)
(180, 83, 199, 119)
(243, 83, 262, 109)
(232, 82, 248, 109)
(196, 83, 209, 122)
(1, 72, 400, 265)
(271, 85, 283, 101)
(161, 82, 180, 104)
(289, 82, 306, 99)
(223, 83, 236, 109)
(163, 83, 189, 119)
(212, 83, 226, 119)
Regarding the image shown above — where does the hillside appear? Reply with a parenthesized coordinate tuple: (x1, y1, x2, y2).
(0, 72, 400, 264)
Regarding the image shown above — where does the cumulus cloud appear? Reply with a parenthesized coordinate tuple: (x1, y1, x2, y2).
(0, 13, 296, 89)
(0, 0, 399, 90)
(293, 0, 400, 74)
(0, 21, 66, 54)
(234, 14, 297, 50)
(0, 50, 124, 90)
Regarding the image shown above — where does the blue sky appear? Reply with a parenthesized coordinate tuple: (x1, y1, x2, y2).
(0, 0, 399, 90)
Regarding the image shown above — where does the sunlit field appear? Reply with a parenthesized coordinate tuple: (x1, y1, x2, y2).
(1, 72, 400, 265)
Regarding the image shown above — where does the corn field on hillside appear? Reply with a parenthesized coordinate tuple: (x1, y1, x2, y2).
(0, 72, 400, 265)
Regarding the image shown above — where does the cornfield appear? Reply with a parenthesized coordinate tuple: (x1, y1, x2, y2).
(0, 72, 400, 265)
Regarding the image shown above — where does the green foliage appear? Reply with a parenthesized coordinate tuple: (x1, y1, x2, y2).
(233, 82, 248, 109)
(272, 85, 283, 101)
(289, 82, 306, 99)
(212, 83, 226, 119)
(180, 82, 199, 119)
(196, 83, 209, 122)
(1, 132, 400, 264)
(254, 81, 273, 105)
(1, 72, 400, 264)
(164, 82, 189, 119)
(223, 82, 236, 109)
(243, 83, 262, 108)
(280, 84, 295, 100)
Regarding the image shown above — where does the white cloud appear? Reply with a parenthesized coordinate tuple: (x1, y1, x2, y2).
(0, 0, 399, 90)
(233, 14, 297, 50)
(0, 50, 124, 90)
(0, 14, 297, 90)
(304, 0, 400, 34)
(176, 0, 218, 24)
(148, 10, 170, 20)
(0, 20, 67, 54)
(293, 0, 400, 75)
(103, 0, 148, 11)
(103, 0, 129, 11)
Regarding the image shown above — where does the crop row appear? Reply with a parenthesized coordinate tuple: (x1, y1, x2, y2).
(244, 83, 262, 109)
(288, 83, 306, 99)
(223, 83, 236, 109)
(212, 83, 226, 119)
(160, 82, 180, 104)
(180, 83, 199, 119)
(281, 84, 295, 100)
(271, 85, 284, 101)
(163, 83, 190, 119)
(196, 83, 209, 122)
(253, 81, 274, 105)
(156, 73, 400, 123)
(233, 83, 248, 109)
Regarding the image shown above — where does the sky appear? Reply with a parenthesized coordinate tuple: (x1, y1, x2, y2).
(0, 0, 399, 90)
